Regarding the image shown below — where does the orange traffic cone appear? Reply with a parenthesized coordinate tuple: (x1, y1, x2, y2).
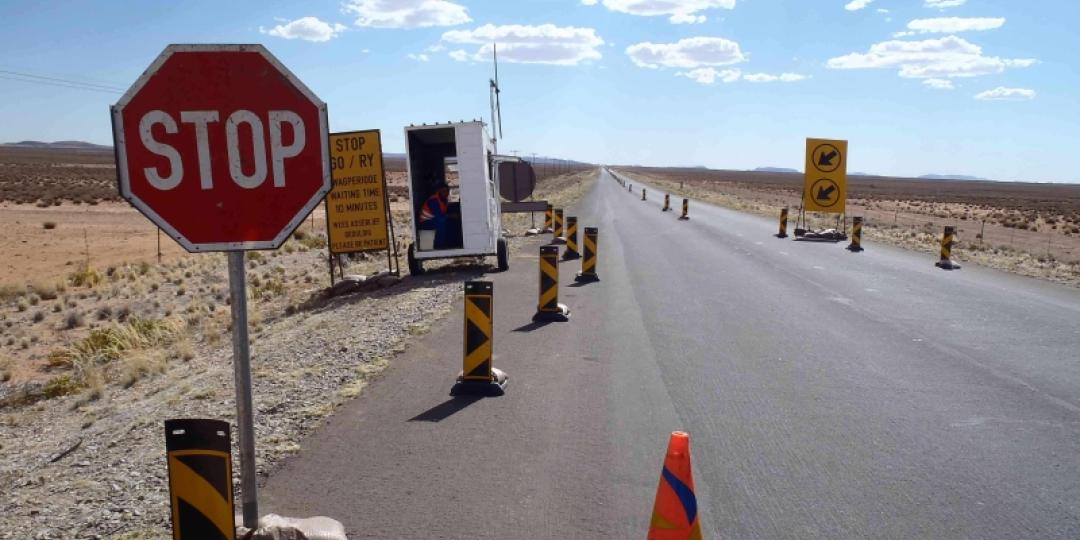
(648, 432, 702, 540)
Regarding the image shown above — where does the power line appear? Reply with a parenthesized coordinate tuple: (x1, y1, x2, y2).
(0, 69, 125, 94)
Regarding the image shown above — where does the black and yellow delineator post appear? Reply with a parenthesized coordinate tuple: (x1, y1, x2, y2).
(165, 418, 236, 540)
(663, 194, 671, 212)
(534, 245, 570, 322)
(679, 198, 690, 220)
(642, 188, 647, 201)
(629, 183, 633, 193)
(776, 207, 789, 238)
(563, 216, 580, 260)
(552, 208, 565, 243)
(935, 226, 961, 270)
(575, 227, 600, 283)
(847, 216, 864, 252)
(543, 204, 554, 233)
(452, 281, 507, 396)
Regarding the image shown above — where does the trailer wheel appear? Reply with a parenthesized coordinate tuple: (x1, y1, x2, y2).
(496, 237, 509, 272)
(407, 243, 424, 276)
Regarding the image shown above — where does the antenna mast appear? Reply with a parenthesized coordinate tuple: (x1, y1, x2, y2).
(489, 43, 503, 153)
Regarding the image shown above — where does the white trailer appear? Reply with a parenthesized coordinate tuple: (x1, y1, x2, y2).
(404, 121, 515, 274)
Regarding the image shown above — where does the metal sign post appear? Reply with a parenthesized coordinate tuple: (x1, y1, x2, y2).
(227, 251, 258, 526)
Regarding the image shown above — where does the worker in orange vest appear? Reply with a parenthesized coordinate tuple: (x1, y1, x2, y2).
(418, 182, 450, 248)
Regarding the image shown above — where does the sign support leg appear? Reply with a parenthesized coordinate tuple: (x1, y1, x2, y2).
(227, 251, 259, 529)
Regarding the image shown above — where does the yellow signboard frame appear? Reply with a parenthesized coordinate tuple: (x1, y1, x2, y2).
(325, 130, 398, 277)
(803, 138, 848, 214)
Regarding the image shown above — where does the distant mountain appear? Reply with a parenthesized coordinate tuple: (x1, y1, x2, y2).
(3, 140, 112, 151)
(753, 167, 798, 173)
(919, 174, 987, 181)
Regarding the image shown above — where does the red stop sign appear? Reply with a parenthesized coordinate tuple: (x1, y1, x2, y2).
(112, 44, 330, 252)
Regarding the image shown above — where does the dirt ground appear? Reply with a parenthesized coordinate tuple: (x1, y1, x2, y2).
(616, 167, 1080, 287)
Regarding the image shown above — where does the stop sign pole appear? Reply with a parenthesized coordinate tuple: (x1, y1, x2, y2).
(112, 44, 331, 529)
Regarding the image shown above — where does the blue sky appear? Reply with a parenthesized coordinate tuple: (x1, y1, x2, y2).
(1, 0, 1077, 182)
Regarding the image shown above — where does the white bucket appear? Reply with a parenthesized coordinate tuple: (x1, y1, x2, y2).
(418, 230, 436, 251)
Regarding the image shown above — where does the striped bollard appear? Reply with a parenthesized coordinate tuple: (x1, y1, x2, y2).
(575, 227, 600, 283)
(776, 207, 789, 238)
(552, 208, 565, 244)
(165, 419, 237, 540)
(534, 246, 570, 322)
(847, 217, 864, 252)
(629, 183, 633, 193)
(563, 216, 580, 260)
(543, 204, 553, 233)
(935, 226, 960, 270)
(679, 198, 690, 221)
(642, 188, 647, 201)
(663, 193, 671, 212)
(452, 281, 507, 395)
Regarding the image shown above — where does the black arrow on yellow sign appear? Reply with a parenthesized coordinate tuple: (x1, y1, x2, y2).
(817, 185, 836, 201)
(818, 150, 838, 167)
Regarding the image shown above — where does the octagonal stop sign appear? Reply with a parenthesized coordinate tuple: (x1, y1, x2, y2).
(112, 44, 330, 252)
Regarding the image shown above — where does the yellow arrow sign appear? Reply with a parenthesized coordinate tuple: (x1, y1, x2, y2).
(803, 138, 848, 214)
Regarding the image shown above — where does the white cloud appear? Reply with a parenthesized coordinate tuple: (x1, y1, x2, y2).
(677, 67, 741, 84)
(441, 24, 604, 65)
(345, 0, 470, 29)
(827, 36, 1037, 79)
(743, 72, 808, 83)
(975, 86, 1035, 101)
(582, 0, 736, 24)
(626, 36, 745, 69)
(845, 0, 873, 11)
(877, 8, 890, 14)
(924, 0, 966, 8)
(892, 31, 915, 38)
(407, 53, 430, 62)
(907, 17, 1006, 34)
(260, 17, 346, 42)
(922, 78, 954, 89)
(448, 49, 468, 62)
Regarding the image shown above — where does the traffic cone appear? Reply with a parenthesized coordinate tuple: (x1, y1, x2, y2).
(648, 432, 702, 540)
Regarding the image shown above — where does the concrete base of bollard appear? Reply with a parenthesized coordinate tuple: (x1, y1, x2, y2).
(451, 368, 508, 397)
(574, 272, 600, 283)
(678, 216, 690, 221)
(533, 303, 570, 322)
(775, 233, 788, 239)
(562, 251, 580, 261)
(935, 260, 961, 270)
(551, 236, 567, 245)
(542, 227, 553, 234)
(237, 514, 347, 540)
(847, 244, 863, 252)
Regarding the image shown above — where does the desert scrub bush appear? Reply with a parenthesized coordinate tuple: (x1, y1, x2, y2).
(69, 265, 102, 288)
(118, 349, 167, 388)
(30, 282, 63, 300)
(0, 355, 12, 382)
(31, 311, 44, 323)
(96, 306, 112, 320)
(44, 374, 81, 398)
(66, 318, 182, 365)
(16, 299, 28, 312)
(42, 221, 57, 230)
(64, 311, 85, 329)
(246, 251, 264, 263)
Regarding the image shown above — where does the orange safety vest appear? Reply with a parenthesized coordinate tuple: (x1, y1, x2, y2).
(419, 193, 448, 223)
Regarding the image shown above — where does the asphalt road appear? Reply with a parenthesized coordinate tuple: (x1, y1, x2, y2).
(262, 169, 1080, 539)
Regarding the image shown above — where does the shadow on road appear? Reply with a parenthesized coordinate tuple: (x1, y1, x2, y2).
(568, 280, 598, 288)
(512, 320, 553, 333)
(408, 396, 483, 422)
